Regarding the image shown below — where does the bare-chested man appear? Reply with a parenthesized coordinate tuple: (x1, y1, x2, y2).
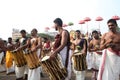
(27, 28, 42, 80)
(71, 30, 87, 80)
(50, 18, 72, 80)
(97, 19, 120, 80)
(15, 30, 28, 80)
(88, 30, 102, 80)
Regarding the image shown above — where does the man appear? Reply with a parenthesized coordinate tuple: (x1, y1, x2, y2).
(88, 30, 102, 80)
(27, 28, 42, 80)
(6, 37, 15, 75)
(71, 30, 87, 80)
(50, 18, 72, 80)
(15, 30, 28, 80)
(97, 19, 120, 80)
(0, 39, 7, 72)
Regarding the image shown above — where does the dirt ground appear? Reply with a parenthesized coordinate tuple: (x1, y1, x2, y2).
(0, 70, 93, 80)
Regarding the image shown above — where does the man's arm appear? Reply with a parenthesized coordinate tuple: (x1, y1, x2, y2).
(0, 40, 8, 51)
(36, 37, 42, 50)
(81, 39, 87, 55)
(100, 33, 113, 50)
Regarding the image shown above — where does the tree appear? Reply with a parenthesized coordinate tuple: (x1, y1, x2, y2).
(68, 22, 74, 26)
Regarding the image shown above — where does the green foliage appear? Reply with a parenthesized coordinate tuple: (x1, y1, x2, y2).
(38, 33, 54, 41)
(27, 33, 54, 41)
(116, 26, 120, 32)
(68, 22, 74, 26)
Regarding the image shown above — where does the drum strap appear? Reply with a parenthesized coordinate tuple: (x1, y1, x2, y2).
(65, 30, 70, 69)
(65, 46, 69, 68)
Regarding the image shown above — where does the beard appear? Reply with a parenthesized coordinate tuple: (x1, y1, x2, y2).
(55, 27, 58, 31)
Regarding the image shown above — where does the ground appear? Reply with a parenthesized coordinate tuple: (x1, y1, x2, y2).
(0, 70, 92, 80)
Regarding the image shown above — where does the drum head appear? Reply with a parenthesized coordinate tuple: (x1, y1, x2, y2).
(74, 52, 82, 56)
(41, 56, 50, 61)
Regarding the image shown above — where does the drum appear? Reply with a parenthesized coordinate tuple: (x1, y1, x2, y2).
(11, 50, 26, 67)
(41, 54, 67, 80)
(23, 50, 40, 69)
(72, 52, 87, 71)
(42, 49, 51, 57)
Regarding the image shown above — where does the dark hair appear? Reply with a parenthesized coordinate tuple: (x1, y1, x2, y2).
(107, 19, 118, 26)
(32, 28, 38, 33)
(15, 38, 19, 43)
(75, 30, 81, 34)
(92, 30, 98, 34)
(20, 29, 26, 33)
(53, 18, 63, 27)
(8, 37, 12, 40)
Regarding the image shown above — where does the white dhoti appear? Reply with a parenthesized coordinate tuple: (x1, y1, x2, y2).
(72, 53, 86, 80)
(59, 46, 72, 80)
(73, 70, 86, 80)
(0, 52, 6, 72)
(97, 49, 120, 80)
(0, 52, 4, 64)
(28, 49, 41, 80)
(15, 65, 28, 78)
(86, 51, 93, 70)
(92, 52, 102, 70)
(28, 68, 40, 80)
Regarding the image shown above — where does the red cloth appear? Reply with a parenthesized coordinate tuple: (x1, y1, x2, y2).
(108, 48, 120, 56)
(53, 34, 61, 50)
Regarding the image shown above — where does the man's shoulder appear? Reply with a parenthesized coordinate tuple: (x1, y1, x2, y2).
(102, 32, 109, 37)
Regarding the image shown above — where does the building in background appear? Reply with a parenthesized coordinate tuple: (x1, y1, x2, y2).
(12, 28, 21, 42)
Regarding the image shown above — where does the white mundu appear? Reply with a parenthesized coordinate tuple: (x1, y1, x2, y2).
(59, 46, 72, 80)
(0, 52, 6, 72)
(28, 49, 40, 80)
(15, 37, 28, 78)
(97, 49, 120, 80)
(28, 37, 40, 80)
(72, 50, 86, 80)
(92, 51, 102, 70)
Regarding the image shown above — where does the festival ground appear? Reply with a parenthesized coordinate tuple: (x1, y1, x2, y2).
(0, 70, 93, 80)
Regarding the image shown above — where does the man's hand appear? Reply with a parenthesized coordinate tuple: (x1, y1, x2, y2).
(50, 52, 56, 60)
(106, 38, 112, 44)
(31, 47, 37, 52)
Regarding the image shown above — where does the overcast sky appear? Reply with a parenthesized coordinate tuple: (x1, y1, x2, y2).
(0, 0, 120, 40)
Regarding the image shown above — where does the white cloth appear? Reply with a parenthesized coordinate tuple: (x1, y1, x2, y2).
(59, 46, 72, 80)
(6, 66, 14, 74)
(73, 70, 86, 80)
(28, 68, 40, 80)
(15, 65, 28, 78)
(0, 52, 4, 64)
(92, 52, 102, 70)
(6, 61, 15, 74)
(0, 52, 6, 72)
(97, 49, 120, 80)
(72, 55, 86, 80)
(27, 49, 41, 80)
(0, 64, 6, 72)
(86, 51, 93, 70)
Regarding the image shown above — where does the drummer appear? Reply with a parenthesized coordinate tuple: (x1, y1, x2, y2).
(50, 18, 72, 80)
(71, 30, 87, 80)
(26, 28, 42, 80)
(15, 30, 29, 80)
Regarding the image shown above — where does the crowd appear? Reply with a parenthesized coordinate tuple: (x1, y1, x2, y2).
(0, 18, 120, 80)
